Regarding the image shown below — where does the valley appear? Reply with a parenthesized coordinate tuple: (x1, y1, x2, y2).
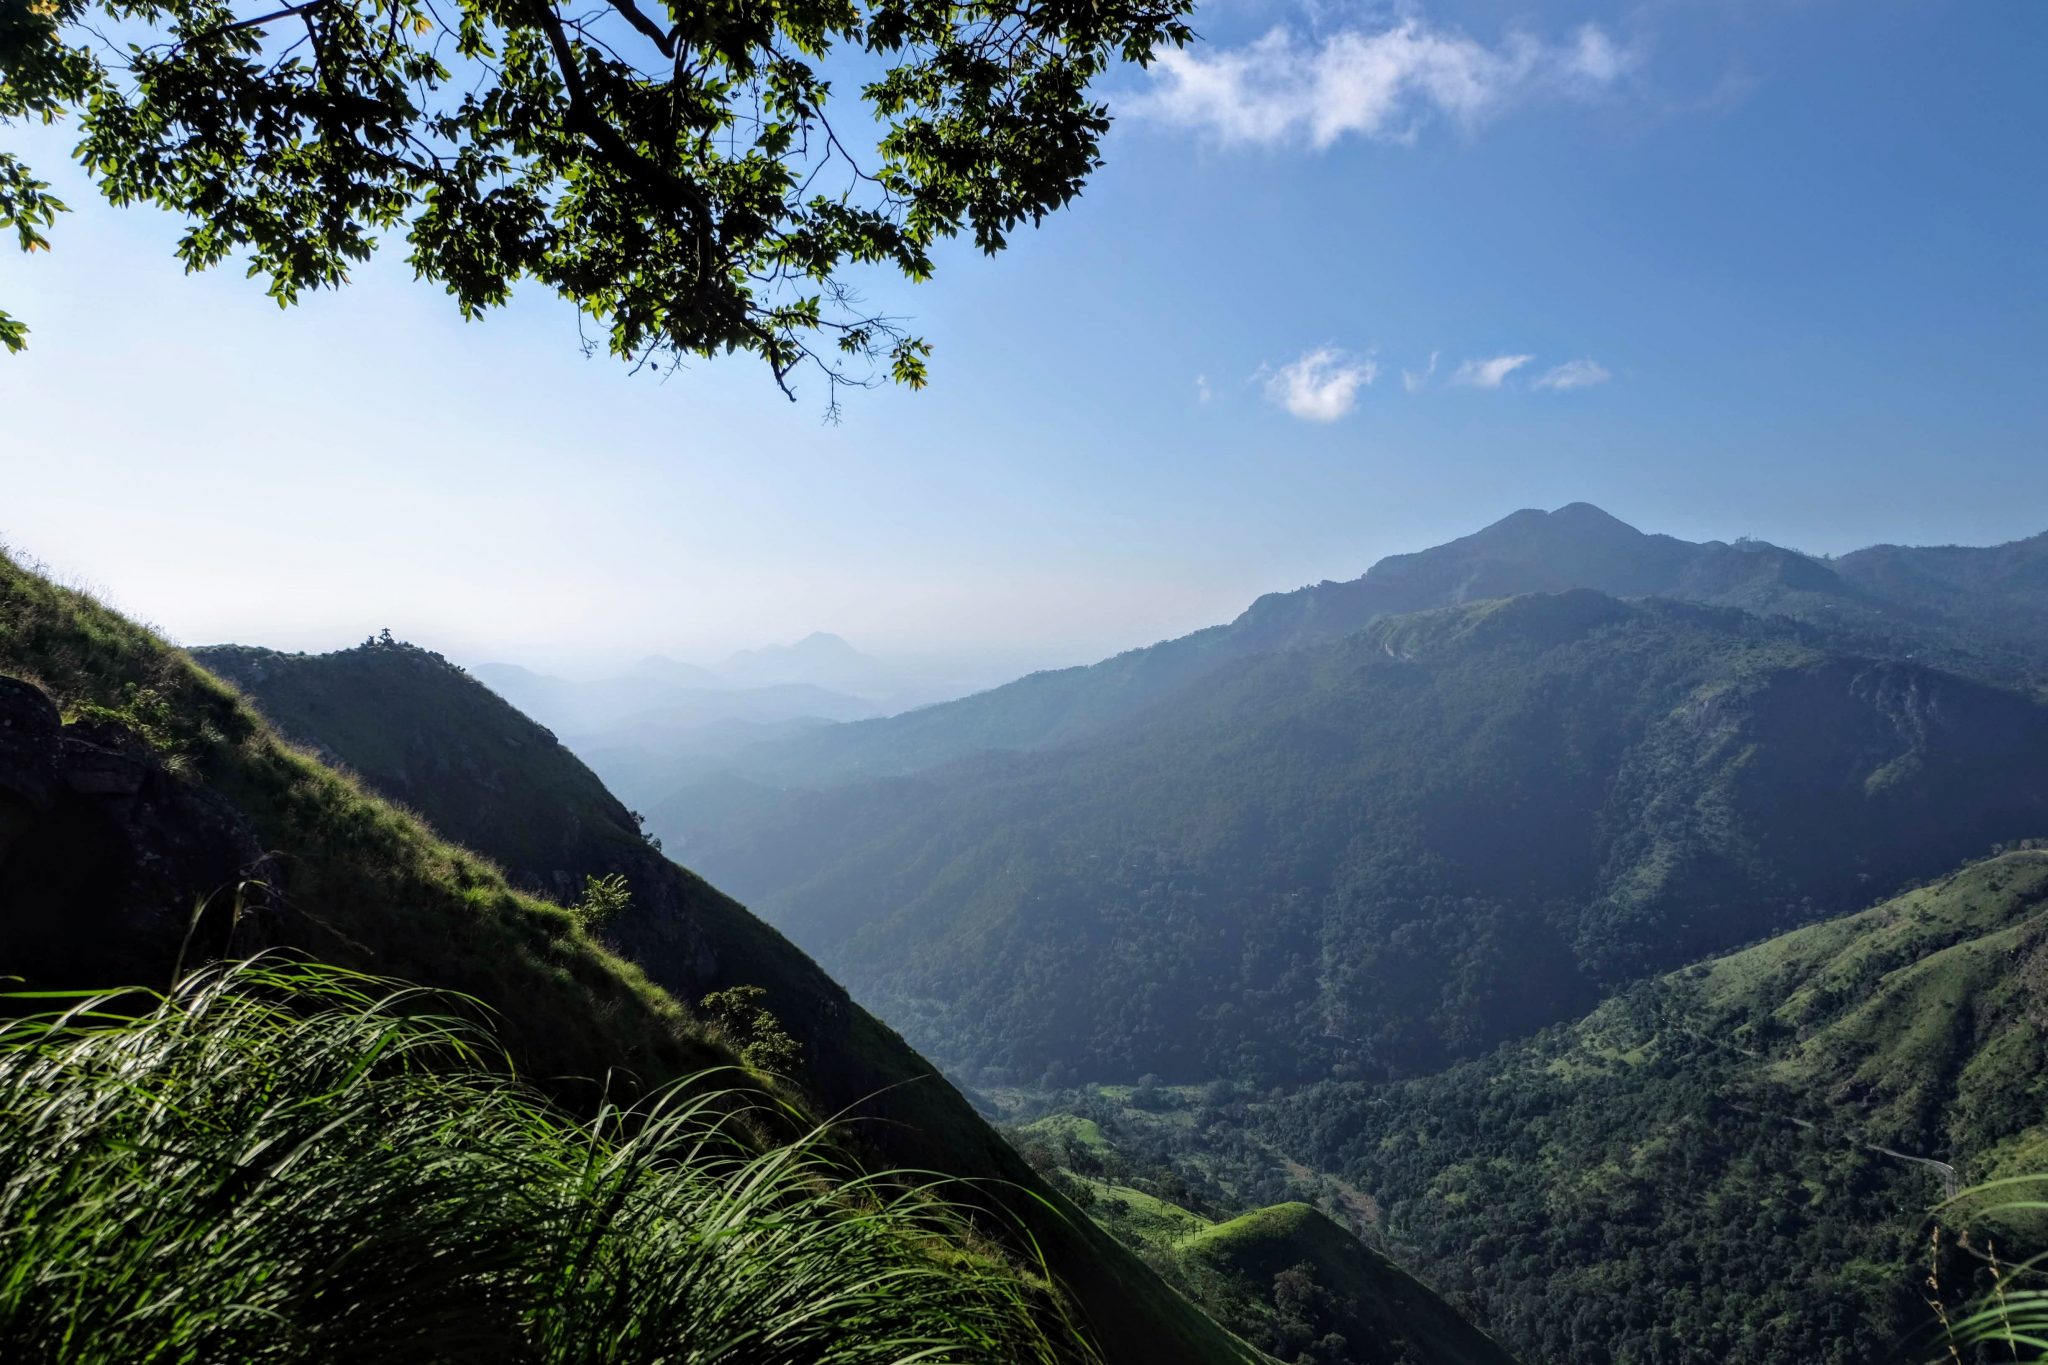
(8, 8, 2044, 1357)
(173, 504, 2048, 1365)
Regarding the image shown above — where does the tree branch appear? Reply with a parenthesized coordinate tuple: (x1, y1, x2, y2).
(218, 0, 331, 36)
(600, 0, 676, 59)
(528, 0, 716, 284)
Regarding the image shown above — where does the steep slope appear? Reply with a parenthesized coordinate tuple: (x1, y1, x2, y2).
(1177, 1204, 1519, 1365)
(199, 626, 1540, 1365)
(665, 592, 2048, 1084)
(1254, 848, 2048, 1365)
(673, 504, 2046, 791)
(0, 553, 1271, 1365)
(195, 643, 678, 907)
(0, 562, 720, 1095)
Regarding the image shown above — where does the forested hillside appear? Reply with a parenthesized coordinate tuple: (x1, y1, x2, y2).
(663, 591, 2048, 1084)
(1246, 848, 2048, 1365)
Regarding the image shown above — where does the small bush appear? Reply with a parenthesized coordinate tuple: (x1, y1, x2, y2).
(569, 871, 633, 933)
(702, 984, 805, 1075)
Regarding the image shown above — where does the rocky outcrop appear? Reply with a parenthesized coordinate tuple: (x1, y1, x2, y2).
(0, 675, 270, 988)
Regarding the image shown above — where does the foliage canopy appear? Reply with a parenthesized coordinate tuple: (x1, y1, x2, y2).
(0, 0, 1192, 401)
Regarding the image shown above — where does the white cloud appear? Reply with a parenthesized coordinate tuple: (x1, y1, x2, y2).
(1128, 19, 1636, 149)
(1534, 358, 1612, 390)
(1402, 350, 1440, 394)
(1262, 347, 1377, 421)
(1450, 353, 1534, 389)
(1195, 373, 1214, 403)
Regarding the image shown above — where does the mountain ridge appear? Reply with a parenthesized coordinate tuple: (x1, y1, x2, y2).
(660, 590, 2048, 1086)
(670, 504, 2048, 792)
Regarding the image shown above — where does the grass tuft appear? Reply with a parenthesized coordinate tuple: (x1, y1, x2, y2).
(0, 956, 1087, 1364)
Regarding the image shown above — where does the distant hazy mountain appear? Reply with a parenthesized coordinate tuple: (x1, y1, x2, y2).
(686, 504, 2048, 789)
(470, 660, 880, 740)
(720, 632, 906, 698)
(626, 654, 724, 688)
(662, 592, 2048, 1085)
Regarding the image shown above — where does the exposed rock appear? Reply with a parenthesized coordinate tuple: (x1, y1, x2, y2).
(0, 675, 272, 988)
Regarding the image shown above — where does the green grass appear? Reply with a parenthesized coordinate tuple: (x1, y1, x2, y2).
(191, 641, 664, 898)
(1020, 1114, 1112, 1152)
(0, 547, 725, 1100)
(1080, 1178, 1213, 1246)
(1169, 1203, 1519, 1365)
(0, 548, 1268, 1365)
(0, 958, 1080, 1363)
(1694, 849, 2048, 1157)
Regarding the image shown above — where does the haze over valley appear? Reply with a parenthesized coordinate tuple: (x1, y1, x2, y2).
(5, 1, 2046, 1361)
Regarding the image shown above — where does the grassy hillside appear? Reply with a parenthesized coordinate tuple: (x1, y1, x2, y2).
(661, 591, 2048, 1086)
(1006, 1106, 1517, 1365)
(1176, 1204, 1518, 1365)
(194, 642, 670, 904)
(0, 551, 721, 1096)
(0, 549, 1272, 1365)
(1250, 849, 2048, 1365)
(1690, 847, 2048, 1168)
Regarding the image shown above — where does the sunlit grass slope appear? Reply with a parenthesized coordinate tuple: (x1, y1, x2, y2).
(1692, 847, 2048, 1170)
(1177, 1204, 1520, 1365)
(1264, 847, 2048, 1365)
(0, 546, 720, 1093)
(0, 959, 1073, 1363)
(0, 548, 1267, 1365)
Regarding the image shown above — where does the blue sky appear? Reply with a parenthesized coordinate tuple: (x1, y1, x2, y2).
(2, 0, 2043, 677)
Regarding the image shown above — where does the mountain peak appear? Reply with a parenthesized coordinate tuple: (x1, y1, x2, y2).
(1551, 500, 1636, 528)
(1473, 501, 1644, 545)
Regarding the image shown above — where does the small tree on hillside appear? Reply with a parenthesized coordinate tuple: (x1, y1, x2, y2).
(569, 872, 632, 934)
(701, 984, 801, 1074)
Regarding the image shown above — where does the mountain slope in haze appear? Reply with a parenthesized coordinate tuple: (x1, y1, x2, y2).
(200, 626, 1548, 1365)
(1834, 530, 2048, 663)
(0, 560, 1275, 1365)
(1253, 847, 2048, 1365)
(472, 659, 880, 736)
(665, 592, 2048, 1085)
(676, 504, 2048, 791)
(722, 631, 909, 698)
